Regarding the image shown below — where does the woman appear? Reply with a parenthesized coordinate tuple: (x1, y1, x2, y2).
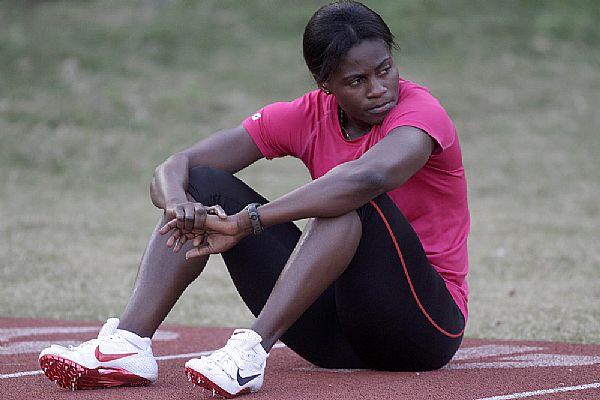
(39, 1, 469, 397)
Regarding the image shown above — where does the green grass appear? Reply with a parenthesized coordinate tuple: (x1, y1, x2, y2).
(1, 0, 599, 344)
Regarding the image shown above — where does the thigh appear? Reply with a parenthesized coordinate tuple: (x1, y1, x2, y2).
(335, 194, 465, 371)
(188, 166, 301, 314)
(187, 166, 364, 368)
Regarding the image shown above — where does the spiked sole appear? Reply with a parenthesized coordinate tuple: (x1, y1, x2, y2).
(185, 366, 252, 399)
(39, 354, 152, 390)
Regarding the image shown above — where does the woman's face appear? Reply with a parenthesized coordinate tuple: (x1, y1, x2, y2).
(324, 39, 399, 129)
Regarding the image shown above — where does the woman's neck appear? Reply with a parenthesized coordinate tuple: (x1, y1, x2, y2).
(339, 106, 371, 140)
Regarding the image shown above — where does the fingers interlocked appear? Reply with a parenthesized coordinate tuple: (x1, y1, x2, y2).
(160, 202, 228, 254)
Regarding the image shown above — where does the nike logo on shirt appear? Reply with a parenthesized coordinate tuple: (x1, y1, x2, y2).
(236, 369, 260, 386)
(95, 346, 137, 362)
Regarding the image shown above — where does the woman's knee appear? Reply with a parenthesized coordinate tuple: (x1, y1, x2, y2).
(313, 211, 361, 228)
(187, 166, 234, 204)
(188, 166, 232, 190)
(310, 211, 362, 243)
(187, 166, 268, 217)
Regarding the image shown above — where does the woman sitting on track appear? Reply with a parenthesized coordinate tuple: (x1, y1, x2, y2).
(39, 1, 469, 397)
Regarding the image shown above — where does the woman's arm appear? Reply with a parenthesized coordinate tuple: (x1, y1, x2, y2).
(174, 126, 434, 258)
(151, 125, 262, 225)
(252, 125, 434, 228)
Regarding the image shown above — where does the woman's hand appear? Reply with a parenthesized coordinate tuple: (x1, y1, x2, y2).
(187, 212, 253, 259)
(185, 229, 246, 260)
(158, 204, 228, 253)
(164, 201, 227, 231)
(160, 211, 253, 259)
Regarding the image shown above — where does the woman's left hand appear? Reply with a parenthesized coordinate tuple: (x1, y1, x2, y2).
(185, 227, 246, 259)
(160, 211, 252, 259)
(158, 204, 228, 253)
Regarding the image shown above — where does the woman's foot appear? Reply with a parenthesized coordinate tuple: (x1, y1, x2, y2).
(185, 329, 268, 398)
(38, 318, 157, 390)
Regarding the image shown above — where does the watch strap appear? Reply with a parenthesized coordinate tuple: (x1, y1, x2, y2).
(246, 203, 264, 235)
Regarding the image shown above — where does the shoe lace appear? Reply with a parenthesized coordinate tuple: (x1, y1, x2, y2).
(67, 318, 120, 351)
(207, 344, 248, 378)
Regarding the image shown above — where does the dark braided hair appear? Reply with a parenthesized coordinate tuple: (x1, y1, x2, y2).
(303, 1, 398, 84)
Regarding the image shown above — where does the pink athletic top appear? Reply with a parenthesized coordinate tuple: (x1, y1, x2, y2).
(242, 78, 470, 320)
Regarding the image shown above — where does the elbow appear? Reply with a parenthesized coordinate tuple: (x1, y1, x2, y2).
(153, 153, 189, 181)
(159, 152, 188, 170)
(352, 162, 407, 196)
(349, 164, 388, 196)
(166, 152, 189, 165)
(364, 169, 389, 194)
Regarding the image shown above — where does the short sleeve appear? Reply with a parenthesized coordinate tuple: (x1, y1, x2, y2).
(242, 100, 307, 160)
(383, 92, 456, 155)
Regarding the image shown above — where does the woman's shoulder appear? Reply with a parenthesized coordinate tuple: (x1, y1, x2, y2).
(397, 77, 444, 108)
(262, 88, 333, 124)
(382, 78, 457, 154)
(386, 77, 452, 127)
(290, 88, 333, 114)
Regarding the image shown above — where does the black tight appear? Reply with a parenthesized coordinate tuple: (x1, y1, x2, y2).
(188, 166, 464, 371)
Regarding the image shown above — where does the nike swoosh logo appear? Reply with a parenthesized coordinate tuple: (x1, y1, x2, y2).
(95, 345, 137, 362)
(236, 369, 260, 386)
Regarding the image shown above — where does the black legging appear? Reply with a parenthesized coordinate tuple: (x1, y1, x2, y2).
(187, 166, 465, 371)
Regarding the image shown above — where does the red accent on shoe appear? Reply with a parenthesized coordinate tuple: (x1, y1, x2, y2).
(94, 345, 137, 362)
(39, 354, 151, 390)
(185, 366, 252, 399)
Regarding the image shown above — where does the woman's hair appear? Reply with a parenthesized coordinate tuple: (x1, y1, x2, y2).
(303, 0, 398, 84)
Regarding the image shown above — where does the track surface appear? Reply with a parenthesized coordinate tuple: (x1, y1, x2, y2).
(1, 317, 599, 399)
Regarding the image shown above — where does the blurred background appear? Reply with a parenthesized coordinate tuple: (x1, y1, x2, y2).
(1, 0, 598, 343)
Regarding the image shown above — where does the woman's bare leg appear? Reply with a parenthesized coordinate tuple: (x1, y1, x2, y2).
(251, 211, 362, 351)
(118, 215, 209, 338)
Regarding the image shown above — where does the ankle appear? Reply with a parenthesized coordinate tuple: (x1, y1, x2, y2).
(249, 323, 283, 353)
(114, 323, 152, 349)
(114, 327, 152, 350)
(117, 320, 156, 340)
(251, 331, 276, 353)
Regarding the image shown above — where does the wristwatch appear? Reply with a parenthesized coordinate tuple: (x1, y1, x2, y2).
(246, 203, 264, 235)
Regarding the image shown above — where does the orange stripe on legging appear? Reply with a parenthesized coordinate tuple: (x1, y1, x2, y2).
(369, 200, 464, 339)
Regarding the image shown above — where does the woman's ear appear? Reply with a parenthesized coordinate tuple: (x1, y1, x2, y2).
(319, 83, 331, 95)
(313, 73, 331, 94)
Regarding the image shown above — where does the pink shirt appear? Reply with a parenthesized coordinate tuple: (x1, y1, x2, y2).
(242, 78, 470, 320)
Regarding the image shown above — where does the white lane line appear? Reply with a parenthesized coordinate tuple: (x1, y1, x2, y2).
(0, 343, 287, 379)
(451, 353, 600, 370)
(0, 370, 44, 379)
(452, 345, 543, 361)
(0, 327, 177, 342)
(474, 382, 600, 400)
(155, 342, 286, 362)
(155, 351, 213, 361)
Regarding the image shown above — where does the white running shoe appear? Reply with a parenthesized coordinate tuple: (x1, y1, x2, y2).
(185, 329, 268, 398)
(38, 318, 158, 390)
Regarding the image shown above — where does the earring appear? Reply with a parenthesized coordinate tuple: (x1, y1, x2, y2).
(320, 87, 331, 95)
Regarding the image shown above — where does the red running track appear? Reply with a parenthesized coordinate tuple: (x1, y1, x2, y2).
(1, 317, 599, 399)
